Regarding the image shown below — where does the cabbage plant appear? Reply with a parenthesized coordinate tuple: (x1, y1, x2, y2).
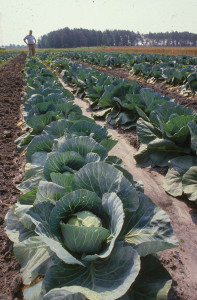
(134, 102, 197, 167)
(6, 162, 178, 300)
(164, 155, 197, 203)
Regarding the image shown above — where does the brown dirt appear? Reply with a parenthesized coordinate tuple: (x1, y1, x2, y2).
(75, 61, 197, 112)
(74, 46, 197, 56)
(0, 53, 26, 300)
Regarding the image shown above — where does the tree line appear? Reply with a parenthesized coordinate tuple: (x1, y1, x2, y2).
(2, 44, 28, 49)
(37, 28, 197, 48)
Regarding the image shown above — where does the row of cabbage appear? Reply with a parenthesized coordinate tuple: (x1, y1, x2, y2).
(40, 57, 197, 205)
(5, 57, 178, 300)
(0, 50, 18, 66)
(40, 51, 197, 66)
(40, 51, 197, 93)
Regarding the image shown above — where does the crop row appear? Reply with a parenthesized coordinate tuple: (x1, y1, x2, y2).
(39, 57, 197, 205)
(5, 57, 178, 299)
(40, 50, 197, 66)
(39, 51, 197, 93)
(0, 51, 18, 67)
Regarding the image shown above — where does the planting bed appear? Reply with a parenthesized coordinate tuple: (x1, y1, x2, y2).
(0, 53, 26, 299)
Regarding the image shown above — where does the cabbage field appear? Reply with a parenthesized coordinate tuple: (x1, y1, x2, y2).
(40, 51, 197, 93)
(0, 50, 18, 67)
(1, 51, 197, 300)
(38, 52, 197, 204)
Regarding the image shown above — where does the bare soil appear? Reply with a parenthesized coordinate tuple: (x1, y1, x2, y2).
(76, 46, 197, 56)
(0, 53, 26, 300)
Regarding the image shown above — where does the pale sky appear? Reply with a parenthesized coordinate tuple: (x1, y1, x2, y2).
(0, 0, 196, 46)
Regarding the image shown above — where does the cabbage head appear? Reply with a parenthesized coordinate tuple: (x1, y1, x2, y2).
(6, 162, 178, 300)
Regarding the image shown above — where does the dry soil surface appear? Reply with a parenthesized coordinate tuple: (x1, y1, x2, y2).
(0, 53, 26, 300)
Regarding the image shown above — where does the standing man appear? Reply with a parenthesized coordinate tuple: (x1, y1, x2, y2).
(24, 30, 36, 56)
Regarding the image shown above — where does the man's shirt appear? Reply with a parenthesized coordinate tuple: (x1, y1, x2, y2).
(24, 35, 35, 44)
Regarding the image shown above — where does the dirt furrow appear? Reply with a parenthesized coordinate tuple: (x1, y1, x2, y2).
(0, 53, 26, 300)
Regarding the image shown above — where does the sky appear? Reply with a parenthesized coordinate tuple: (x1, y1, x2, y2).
(0, 0, 196, 46)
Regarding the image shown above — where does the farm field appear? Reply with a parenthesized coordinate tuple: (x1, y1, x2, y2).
(0, 50, 197, 300)
(37, 47, 197, 56)
(51, 52, 197, 110)
(77, 63, 197, 109)
(42, 50, 197, 98)
(90, 47, 197, 56)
